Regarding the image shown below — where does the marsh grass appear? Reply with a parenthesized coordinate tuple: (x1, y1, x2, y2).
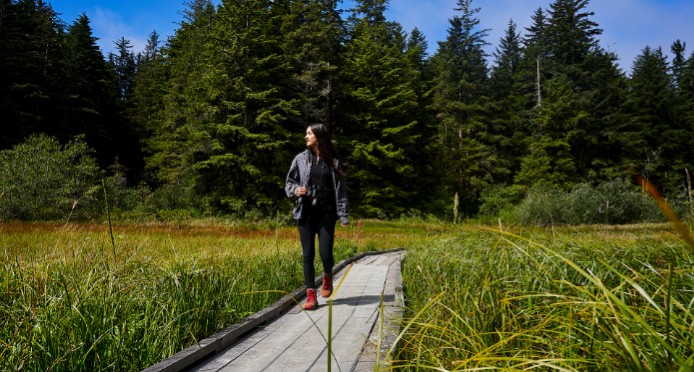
(2, 245, 297, 370)
(0, 219, 430, 370)
(392, 226, 694, 371)
(5, 218, 690, 371)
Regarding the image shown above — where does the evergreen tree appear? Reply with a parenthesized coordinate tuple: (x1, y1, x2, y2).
(142, 0, 218, 215)
(109, 37, 137, 102)
(678, 50, 694, 201)
(403, 27, 441, 214)
(130, 30, 166, 152)
(0, 2, 137, 178)
(626, 46, 685, 197)
(515, 76, 579, 189)
(488, 19, 528, 185)
(573, 47, 628, 180)
(524, 7, 548, 49)
(61, 13, 121, 167)
(406, 28, 429, 78)
(677, 50, 694, 129)
(544, 0, 602, 76)
(517, 0, 627, 188)
(0, 0, 65, 147)
(430, 0, 492, 215)
(490, 20, 522, 99)
(198, 0, 294, 213)
(671, 39, 686, 89)
(339, 0, 421, 216)
(106, 36, 144, 181)
(281, 0, 344, 129)
(146, 0, 295, 212)
(521, 7, 549, 108)
(671, 40, 691, 169)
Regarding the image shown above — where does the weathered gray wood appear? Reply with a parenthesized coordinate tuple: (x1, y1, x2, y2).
(142, 249, 404, 372)
(355, 251, 405, 371)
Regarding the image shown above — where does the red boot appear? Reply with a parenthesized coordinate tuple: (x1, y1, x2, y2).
(303, 289, 318, 310)
(321, 274, 333, 298)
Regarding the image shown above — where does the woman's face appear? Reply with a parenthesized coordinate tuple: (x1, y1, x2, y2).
(305, 127, 318, 150)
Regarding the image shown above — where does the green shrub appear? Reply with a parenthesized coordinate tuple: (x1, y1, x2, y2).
(511, 179, 664, 225)
(0, 134, 103, 221)
(510, 185, 565, 225)
(595, 178, 663, 224)
(478, 185, 525, 223)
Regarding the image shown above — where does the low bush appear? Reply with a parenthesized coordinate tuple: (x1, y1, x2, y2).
(510, 179, 665, 225)
(0, 134, 103, 221)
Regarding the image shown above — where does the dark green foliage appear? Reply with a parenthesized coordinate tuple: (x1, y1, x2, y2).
(130, 31, 167, 183)
(490, 20, 522, 99)
(339, 0, 423, 217)
(0, 134, 102, 220)
(625, 46, 690, 201)
(106, 37, 146, 181)
(430, 0, 493, 215)
(2, 0, 693, 223)
(516, 0, 630, 192)
(478, 184, 525, 221)
(516, 76, 581, 189)
(488, 20, 529, 186)
(281, 0, 344, 127)
(403, 28, 440, 214)
(201, 0, 292, 213)
(109, 37, 137, 102)
(0, 0, 65, 147)
(61, 14, 123, 166)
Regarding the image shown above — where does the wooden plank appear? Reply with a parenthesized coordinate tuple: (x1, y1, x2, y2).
(142, 249, 404, 372)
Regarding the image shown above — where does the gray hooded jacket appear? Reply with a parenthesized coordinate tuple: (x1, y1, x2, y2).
(285, 150, 349, 225)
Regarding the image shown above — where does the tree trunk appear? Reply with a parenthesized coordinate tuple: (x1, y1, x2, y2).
(686, 167, 692, 203)
(535, 55, 542, 108)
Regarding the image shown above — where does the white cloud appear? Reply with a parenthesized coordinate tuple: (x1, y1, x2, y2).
(90, 7, 147, 56)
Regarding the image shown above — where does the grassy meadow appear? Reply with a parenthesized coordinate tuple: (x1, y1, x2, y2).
(394, 224, 694, 371)
(1, 219, 693, 371)
(0, 218, 436, 370)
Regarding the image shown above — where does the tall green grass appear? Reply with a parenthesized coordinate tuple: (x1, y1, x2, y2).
(6, 219, 690, 371)
(1, 244, 298, 370)
(0, 219, 430, 370)
(393, 225, 694, 370)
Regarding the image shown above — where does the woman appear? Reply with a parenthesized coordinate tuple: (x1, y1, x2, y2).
(285, 123, 349, 310)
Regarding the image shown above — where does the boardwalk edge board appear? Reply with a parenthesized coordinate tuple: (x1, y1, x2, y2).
(141, 248, 405, 372)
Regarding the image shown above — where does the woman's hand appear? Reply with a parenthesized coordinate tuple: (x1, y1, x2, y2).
(295, 186, 308, 197)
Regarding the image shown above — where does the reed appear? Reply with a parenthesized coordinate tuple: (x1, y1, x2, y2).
(4, 219, 690, 371)
(0, 219, 431, 370)
(392, 225, 694, 370)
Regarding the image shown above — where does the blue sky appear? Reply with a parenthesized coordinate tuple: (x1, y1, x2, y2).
(49, 0, 694, 73)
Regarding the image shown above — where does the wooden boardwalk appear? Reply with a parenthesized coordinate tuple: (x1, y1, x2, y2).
(143, 250, 405, 372)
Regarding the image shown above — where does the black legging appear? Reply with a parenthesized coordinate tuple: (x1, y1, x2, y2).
(298, 210, 337, 289)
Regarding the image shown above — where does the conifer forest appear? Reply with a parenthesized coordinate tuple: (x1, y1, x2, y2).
(2, 0, 694, 223)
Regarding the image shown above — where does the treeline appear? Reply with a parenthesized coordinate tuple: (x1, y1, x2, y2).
(1, 0, 693, 222)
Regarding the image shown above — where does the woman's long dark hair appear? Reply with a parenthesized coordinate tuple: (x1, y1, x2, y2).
(308, 123, 346, 177)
